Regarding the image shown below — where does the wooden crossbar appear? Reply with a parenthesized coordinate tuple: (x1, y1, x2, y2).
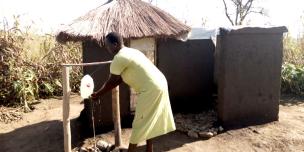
(61, 61, 112, 67)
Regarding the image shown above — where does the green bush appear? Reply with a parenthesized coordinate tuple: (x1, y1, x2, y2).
(281, 63, 304, 96)
(0, 19, 82, 110)
(281, 33, 304, 96)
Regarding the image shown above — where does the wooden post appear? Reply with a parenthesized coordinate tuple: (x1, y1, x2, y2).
(112, 86, 122, 147)
(62, 66, 71, 152)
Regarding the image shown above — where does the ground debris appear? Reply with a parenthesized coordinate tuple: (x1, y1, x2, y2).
(0, 106, 23, 123)
(187, 130, 199, 138)
(174, 110, 223, 139)
(199, 131, 214, 138)
(73, 139, 115, 152)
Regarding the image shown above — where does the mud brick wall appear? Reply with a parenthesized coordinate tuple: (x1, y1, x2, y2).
(157, 39, 215, 112)
(215, 27, 287, 128)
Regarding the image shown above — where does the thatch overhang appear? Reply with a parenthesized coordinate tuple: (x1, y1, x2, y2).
(56, 0, 191, 44)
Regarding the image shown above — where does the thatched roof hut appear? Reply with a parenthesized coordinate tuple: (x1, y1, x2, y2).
(56, 0, 191, 128)
(56, 0, 190, 44)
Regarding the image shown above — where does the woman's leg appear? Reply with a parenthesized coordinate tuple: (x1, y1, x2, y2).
(146, 139, 153, 152)
(125, 139, 153, 152)
(127, 143, 137, 152)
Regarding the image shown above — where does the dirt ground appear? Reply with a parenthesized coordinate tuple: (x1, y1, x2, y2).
(0, 95, 304, 152)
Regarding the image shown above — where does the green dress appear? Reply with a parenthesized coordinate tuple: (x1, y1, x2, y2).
(110, 47, 176, 144)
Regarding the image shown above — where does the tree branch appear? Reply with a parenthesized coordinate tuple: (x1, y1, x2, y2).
(235, 4, 239, 25)
(222, 0, 235, 26)
(242, 0, 254, 19)
(240, 0, 254, 24)
(248, 9, 265, 14)
(231, 0, 239, 5)
(223, 0, 263, 26)
(244, 0, 253, 10)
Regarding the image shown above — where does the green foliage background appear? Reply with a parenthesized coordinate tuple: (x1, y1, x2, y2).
(0, 18, 82, 110)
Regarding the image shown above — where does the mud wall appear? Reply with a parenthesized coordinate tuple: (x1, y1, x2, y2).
(215, 27, 287, 128)
(157, 39, 215, 112)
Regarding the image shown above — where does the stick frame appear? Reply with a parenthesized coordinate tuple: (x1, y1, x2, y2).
(62, 61, 121, 152)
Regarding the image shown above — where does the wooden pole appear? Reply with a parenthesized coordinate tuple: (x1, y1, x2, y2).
(62, 66, 71, 152)
(112, 86, 122, 147)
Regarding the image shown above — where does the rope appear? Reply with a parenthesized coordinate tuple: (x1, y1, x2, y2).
(91, 98, 97, 151)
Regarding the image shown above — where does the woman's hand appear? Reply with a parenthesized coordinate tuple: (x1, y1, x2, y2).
(91, 74, 122, 100)
(91, 92, 99, 100)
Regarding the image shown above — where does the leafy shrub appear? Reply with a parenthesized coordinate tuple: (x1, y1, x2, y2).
(281, 63, 304, 96)
(281, 33, 304, 96)
(0, 19, 82, 110)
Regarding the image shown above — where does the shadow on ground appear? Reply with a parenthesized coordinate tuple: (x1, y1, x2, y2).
(0, 117, 202, 152)
(134, 131, 200, 152)
(0, 118, 83, 152)
(280, 94, 304, 106)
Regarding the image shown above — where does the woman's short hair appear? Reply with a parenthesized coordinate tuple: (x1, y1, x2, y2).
(105, 32, 123, 46)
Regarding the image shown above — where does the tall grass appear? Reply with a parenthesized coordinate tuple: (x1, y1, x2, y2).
(283, 34, 304, 65)
(0, 18, 82, 111)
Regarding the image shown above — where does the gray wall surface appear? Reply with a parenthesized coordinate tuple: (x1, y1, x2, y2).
(82, 41, 130, 128)
(215, 27, 287, 128)
(157, 39, 215, 112)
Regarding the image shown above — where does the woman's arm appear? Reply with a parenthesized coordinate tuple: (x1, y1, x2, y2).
(92, 74, 122, 99)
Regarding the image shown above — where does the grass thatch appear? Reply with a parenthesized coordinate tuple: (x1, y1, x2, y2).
(56, 0, 190, 44)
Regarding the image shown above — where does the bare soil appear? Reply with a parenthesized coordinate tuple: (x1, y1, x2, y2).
(0, 95, 304, 152)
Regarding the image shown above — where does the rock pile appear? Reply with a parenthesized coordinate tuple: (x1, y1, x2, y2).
(174, 110, 224, 139)
(73, 140, 116, 152)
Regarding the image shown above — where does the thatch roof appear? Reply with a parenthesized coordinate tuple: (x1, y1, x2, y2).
(56, 0, 191, 44)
